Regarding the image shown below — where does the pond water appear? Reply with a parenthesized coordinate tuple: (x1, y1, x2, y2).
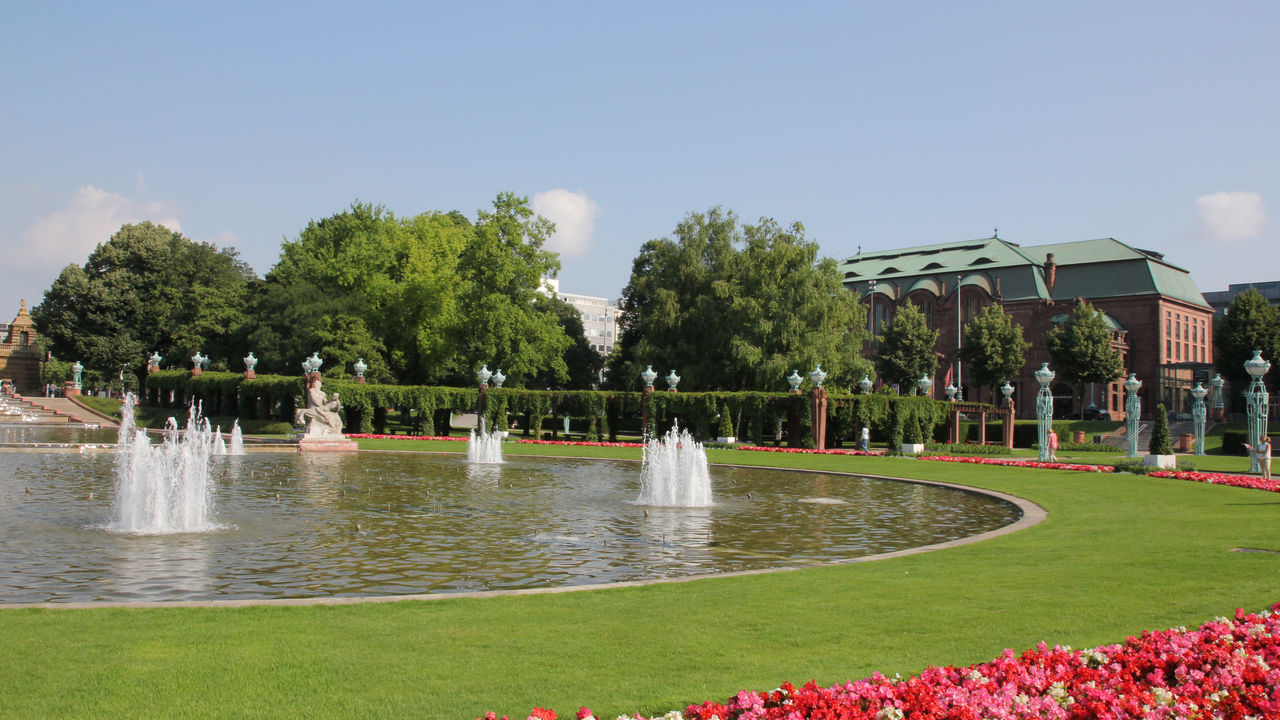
(0, 450, 1021, 603)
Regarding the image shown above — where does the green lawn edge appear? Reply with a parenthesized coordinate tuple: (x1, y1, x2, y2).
(4, 441, 1279, 719)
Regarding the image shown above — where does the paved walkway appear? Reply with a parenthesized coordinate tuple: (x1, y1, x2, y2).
(9, 394, 118, 427)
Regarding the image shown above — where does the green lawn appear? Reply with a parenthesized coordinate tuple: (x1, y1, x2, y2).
(4, 443, 1280, 719)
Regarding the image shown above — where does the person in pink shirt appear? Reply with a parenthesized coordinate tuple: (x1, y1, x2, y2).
(1047, 429, 1059, 461)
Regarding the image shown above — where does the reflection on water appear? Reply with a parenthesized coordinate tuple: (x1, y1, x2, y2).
(0, 452, 1021, 603)
(0, 424, 118, 445)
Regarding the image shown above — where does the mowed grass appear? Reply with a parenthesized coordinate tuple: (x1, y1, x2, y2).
(4, 443, 1280, 719)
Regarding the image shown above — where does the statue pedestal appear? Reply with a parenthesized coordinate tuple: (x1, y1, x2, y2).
(64, 381, 81, 397)
(190, 368, 202, 376)
(243, 370, 256, 379)
(298, 437, 359, 452)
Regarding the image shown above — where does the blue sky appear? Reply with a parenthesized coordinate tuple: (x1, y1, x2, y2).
(3, 2, 1276, 315)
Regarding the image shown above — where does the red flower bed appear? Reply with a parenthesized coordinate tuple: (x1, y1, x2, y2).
(515, 439, 647, 448)
(738, 446, 885, 457)
(1148, 469, 1280, 494)
(485, 605, 1280, 720)
(920, 455, 1117, 473)
(343, 433, 466, 441)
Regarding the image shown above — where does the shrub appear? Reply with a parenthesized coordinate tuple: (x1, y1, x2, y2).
(718, 409, 733, 438)
(1221, 431, 1249, 456)
(1149, 403, 1173, 455)
(923, 443, 1013, 456)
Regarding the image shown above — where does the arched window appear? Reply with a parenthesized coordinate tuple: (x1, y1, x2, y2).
(19, 331, 29, 346)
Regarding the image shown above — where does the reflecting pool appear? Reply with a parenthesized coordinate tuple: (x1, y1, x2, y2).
(0, 450, 1021, 603)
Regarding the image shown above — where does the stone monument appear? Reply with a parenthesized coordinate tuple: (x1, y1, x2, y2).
(295, 371, 357, 451)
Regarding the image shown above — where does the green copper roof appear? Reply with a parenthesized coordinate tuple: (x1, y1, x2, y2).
(840, 236, 1208, 308)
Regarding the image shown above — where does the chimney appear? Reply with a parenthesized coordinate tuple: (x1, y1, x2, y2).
(1044, 253, 1057, 295)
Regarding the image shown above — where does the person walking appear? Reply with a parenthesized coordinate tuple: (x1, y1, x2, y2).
(1259, 435, 1272, 481)
(860, 426, 870, 452)
(1047, 429, 1059, 462)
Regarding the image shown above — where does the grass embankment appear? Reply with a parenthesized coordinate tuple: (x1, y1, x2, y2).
(71, 395, 295, 435)
(5, 442, 1280, 718)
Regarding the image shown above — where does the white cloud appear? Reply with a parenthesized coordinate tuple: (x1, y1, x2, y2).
(19, 186, 183, 273)
(530, 189, 601, 257)
(1196, 191, 1265, 241)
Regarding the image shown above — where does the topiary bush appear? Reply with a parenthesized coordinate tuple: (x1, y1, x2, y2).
(1149, 402, 1173, 455)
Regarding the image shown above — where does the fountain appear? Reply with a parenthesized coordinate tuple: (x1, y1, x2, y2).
(212, 427, 227, 455)
(467, 418, 504, 464)
(107, 394, 220, 534)
(228, 420, 245, 455)
(636, 422, 713, 507)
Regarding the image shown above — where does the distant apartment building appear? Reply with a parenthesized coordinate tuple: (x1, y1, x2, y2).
(1203, 281, 1280, 320)
(541, 278, 619, 356)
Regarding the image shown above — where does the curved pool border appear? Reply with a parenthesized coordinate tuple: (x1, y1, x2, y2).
(1, 452, 1045, 610)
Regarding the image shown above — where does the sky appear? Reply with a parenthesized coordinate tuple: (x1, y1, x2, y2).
(2, 2, 1277, 316)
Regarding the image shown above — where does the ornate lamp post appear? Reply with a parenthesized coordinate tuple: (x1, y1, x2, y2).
(1124, 373, 1142, 459)
(916, 374, 933, 397)
(476, 364, 492, 388)
(786, 370, 803, 394)
(352, 357, 367, 383)
(640, 365, 657, 390)
(858, 374, 873, 394)
(945, 382, 957, 401)
(1035, 363, 1056, 461)
(1210, 373, 1225, 420)
(808, 365, 827, 388)
(1190, 382, 1208, 456)
(491, 368, 506, 388)
(1244, 350, 1271, 473)
(665, 369, 681, 392)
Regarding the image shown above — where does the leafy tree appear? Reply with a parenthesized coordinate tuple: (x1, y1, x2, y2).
(246, 203, 466, 382)
(1214, 287, 1280, 390)
(876, 302, 939, 393)
(529, 295, 603, 390)
(443, 192, 571, 387)
(608, 208, 870, 391)
(33, 222, 254, 385)
(1149, 402, 1172, 455)
(1044, 300, 1124, 418)
(958, 303, 1030, 399)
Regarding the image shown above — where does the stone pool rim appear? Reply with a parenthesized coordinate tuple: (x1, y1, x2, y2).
(1, 452, 1045, 610)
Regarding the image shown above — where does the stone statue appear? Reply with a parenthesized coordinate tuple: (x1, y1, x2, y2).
(295, 372, 344, 438)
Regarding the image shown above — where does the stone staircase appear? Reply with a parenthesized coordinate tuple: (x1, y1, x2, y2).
(0, 392, 115, 427)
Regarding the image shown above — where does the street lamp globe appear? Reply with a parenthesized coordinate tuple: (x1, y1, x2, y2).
(786, 370, 803, 393)
(917, 374, 933, 396)
(808, 365, 827, 388)
(640, 365, 657, 389)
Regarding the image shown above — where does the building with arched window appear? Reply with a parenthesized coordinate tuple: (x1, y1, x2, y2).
(0, 300, 41, 392)
(841, 236, 1214, 419)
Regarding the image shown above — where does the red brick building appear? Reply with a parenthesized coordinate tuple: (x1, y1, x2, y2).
(840, 236, 1215, 419)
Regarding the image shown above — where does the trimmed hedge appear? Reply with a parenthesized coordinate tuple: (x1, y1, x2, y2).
(142, 372, 960, 447)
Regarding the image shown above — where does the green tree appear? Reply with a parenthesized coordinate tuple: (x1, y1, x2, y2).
(608, 208, 870, 391)
(1149, 402, 1173, 455)
(1044, 301, 1125, 418)
(444, 192, 571, 387)
(33, 222, 254, 385)
(1214, 287, 1280, 391)
(247, 203, 466, 383)
(958, 303, 1030, 399)
(529, 294, 603, 390)
(875, 302, 939, 393)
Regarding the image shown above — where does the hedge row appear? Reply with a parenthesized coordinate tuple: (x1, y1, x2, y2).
(142, 371, 991, 448)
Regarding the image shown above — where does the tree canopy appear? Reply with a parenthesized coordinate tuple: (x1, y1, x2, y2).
(33, 222, 254, 383)
(875, 301, 939, 393)
(1044, 300, 1124, 415)
(607, 208, 870, 392)
(959, 303, 1030, 398)
(1214, 287, 1280, 388)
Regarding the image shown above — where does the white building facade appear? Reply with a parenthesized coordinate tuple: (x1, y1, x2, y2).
(541, 278, 619, 356)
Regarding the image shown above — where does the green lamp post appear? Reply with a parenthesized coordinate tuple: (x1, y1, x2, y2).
(1244, 350, 1271, 473)
(1035, 363, 1055, 462)
(1190, 382, 1207, 456)
(1124, 373, 1142, 459)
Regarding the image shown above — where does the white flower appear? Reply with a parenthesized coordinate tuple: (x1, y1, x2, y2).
(1047, 681, 1074, 707)
(876, 707, 904, 720)
(1152, 687, 1175, 707)
(659, 712, 684, 720)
